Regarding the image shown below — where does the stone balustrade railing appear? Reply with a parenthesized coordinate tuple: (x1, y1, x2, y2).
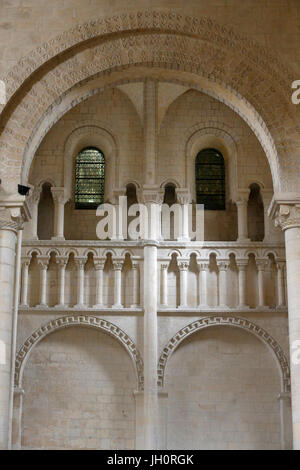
(19, 240, 287, 312)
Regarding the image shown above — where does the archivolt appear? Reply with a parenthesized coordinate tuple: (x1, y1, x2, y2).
(0, 11, 299, 194)
(15, 315, 144, 390)
(157, 315, 290, 392)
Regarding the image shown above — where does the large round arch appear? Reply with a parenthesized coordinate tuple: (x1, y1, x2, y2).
(157, 314, 290, 392)
(0, 11, 299, 194)
(15, 315, 144, 391)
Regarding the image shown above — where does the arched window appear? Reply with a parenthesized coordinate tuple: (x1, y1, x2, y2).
(195, 148, 225, 210)
(75, 147, 105, 209)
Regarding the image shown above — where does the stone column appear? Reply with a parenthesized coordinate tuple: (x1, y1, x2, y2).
(276, 261, 286, 308)
(55, 257, 67, 308)
(278, 392, 293, 450)
(256, 259, 268, 309)
(11, 387, 24, 450)
(197, 261, 209, 308)
(143, 79, 157, 185)
(217, 260, 229, 308)
(20, 257, 30, 307)
(51, 187, 68, 240)
(36, 257, 49, 307)
(0, 198, 29, 449)
(178, 260, 189, 309)
(261, 190, 283, 242)
(74, 257, 86, 308)
(160, 263, 168, 308)
(143, 241, 159, 449)
(23, 186, 40, 240)
(176, 189, 191, 242)
(236, 192, 250, 241)
(236, 259, 249, 308)
(131, 262, 140, 308)
(112, 260, 123, 308)
(93, 259, 105, 308)
(274, 202, 300, 448)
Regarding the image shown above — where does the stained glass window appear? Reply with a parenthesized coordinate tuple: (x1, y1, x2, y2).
(195, 148, 225, 210)
(75, 147, 105, 209)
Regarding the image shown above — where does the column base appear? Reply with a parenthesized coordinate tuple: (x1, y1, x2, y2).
(160, 304, 168, 309)
(276, 304, 287, 310)
(74, 304, 86, 309)
(178, 304, 188, 309)
(93, 304, 105, 309)
(54, 304, 67, 309)
(112, 303, 123, 309)
(51, 236, 65, 241)
(198, 304, 209, 309)
(35, 303, 48, 308)
(237, 304, 250, 310)
(237, 237, 251, 242)
(256, 305, 270, 310)
(19, 304, 28, 309)
(130, 304, 140, 308)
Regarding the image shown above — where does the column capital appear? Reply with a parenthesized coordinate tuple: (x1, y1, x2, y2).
(161, 263, 169, 270)
(94, 258, 106, 270)
(236, 258, 248, 269)
(175, 188, 191, 205)
(217, 260, 230, 271)
(21, 256, 31, 267)
(131, 262, 140, 270)
(0, 195, 31, 232)
(74, 257, 86, 268)
(50, 187, 69, 204)
(276, 260, 286, 271)
(256, 258, 268, 271)
(235, 189, 250, 205)
(28, 185, 42, 204)
(197, 260, 210, 271)
(139, 185, 164, 205)
(274, 204, 300, 231)
(56, 256, 68, 267)
(178, 260, 189, 271)
(112, 259, 124, 271)
(37, 256, 49, 269)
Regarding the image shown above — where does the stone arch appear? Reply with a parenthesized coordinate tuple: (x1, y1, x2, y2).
(0, 11, 299, 194)
(157, 314, 290, 392)
(15, 315, 144, 391)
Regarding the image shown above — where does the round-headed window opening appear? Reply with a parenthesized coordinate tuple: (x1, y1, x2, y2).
(195, 148, 225, 210)
(75, 146, 105, 210)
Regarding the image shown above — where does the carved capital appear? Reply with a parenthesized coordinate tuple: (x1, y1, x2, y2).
(28, 186, 42, 205)
(21, 257, 31, 268)
(112, 260, 124, 271)
(37, 256, 49, 270)
(0, 197, 30, 232)
(74, 257, 86, 269)
(197, 261, 210, 271)
(236, 259, 248, 270)
(176, 188, 191, 205)
(178, 261, 189, 271)
(94, 259, 106, 270)
(139, 186, 164, 205)
(274, 204, 300, 231)
(256, 259, 268, 271)
(217, 260, 230, 271)
(161, 263, 169, 270)
(56, 256, 68, 268)
(51, 187, 68, 204)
